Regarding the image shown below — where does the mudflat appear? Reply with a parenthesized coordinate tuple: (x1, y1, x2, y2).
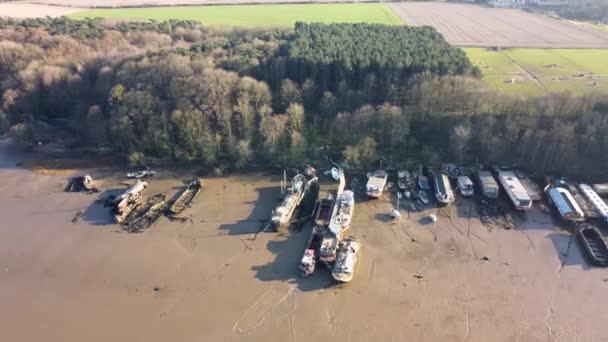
(1, 143, 608, 341)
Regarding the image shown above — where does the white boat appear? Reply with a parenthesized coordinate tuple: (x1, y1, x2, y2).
(126, 168, 156, 179)
(457, 176, 474, 197)
(390, 208, 401, 219)
(498, 171, 532, 210)
(319, 232, 339, 265)
(579, 184, 608, 223)
(330, 167, 340, 181)
(330, 190, 355, 234)
(332, 236, 361, 283)
(434, 173, 455, 204)
(271, 174, 308, 228)
(108, 180, 148, 223)
(366, 170, 388, 198)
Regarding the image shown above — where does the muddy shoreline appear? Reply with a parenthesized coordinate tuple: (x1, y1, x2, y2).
(1, 139, 608, 341)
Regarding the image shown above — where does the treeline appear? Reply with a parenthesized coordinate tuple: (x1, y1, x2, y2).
(1, 17, 607, 179)
(546, 0, 608, 23)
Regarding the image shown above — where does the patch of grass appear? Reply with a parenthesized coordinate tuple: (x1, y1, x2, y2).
(568, 20, 608, 33)
(464, 48, 608, 95)
(70, 4, 404, 27)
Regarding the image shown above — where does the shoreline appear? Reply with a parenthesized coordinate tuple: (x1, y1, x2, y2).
(1, 138, 608, 341)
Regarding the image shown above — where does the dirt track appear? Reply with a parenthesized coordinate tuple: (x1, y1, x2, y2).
(388, 2, 608, 48)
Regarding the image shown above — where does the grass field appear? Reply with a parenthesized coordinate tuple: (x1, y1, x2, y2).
(464, 48, 608, 95)
(568, 20, 608, 33)
(70, 4, 403, 27)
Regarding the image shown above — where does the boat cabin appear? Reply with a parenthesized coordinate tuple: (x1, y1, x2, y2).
(477, 171, 499, 199)
(547, 187, 585, 221)
(366, 170, 388, 198)
(579, 184, 608, 223)
(434, 173, 455, 204)
(498, 171, 532, 210)
(457, 176, 474, 196)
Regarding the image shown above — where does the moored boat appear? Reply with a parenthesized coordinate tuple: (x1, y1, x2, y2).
(271, 174, 308, 228)
(434, 173, 455, 205)
(167, 178, 202, 216)
(107, 180, 148, 223)
(578, 224, 608, 267)
(314, 193, 335, 227)
(319, 232, 339, 265)
(498, 171, 532, 210)
(332, 236, 361, 283)
(397, 170, 411, 192)
(366, 170, 388, 198)
(329, 190, 354, 235)
(299, 226, 325, 277)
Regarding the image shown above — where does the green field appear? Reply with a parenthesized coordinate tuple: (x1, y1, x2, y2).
(464, 48, 608, 95)
(70, 3, 403, 27)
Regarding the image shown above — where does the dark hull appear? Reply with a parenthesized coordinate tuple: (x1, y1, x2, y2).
(314, 197, 334, 227)
(168, 179, 202, 216)
(122, 194, 168, 233)
(578, 226, 608, 267)
(299, 227, 325, 276)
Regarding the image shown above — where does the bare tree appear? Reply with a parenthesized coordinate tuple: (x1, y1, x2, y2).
(449, 123, 471, 164)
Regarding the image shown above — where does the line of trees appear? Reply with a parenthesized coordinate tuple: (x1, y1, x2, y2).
(0, 17, 607, 179)
(554, 0, 608, 23)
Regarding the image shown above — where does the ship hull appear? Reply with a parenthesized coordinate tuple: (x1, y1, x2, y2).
(331, 238, 361, 283)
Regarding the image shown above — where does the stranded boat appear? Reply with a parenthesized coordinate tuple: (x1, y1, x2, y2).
(332, 236, 361, 283)
(498, 171, 532, 210)
(122, 193, 168, 233)
(107, 180, 148, 223)
(366, 170, 388, 198)
(477, 170, 499, 199)
(457, 176, 474, 197)
(168, 178, 202, 217)
(578, 224, 608, 267)
(314, 193, 335, 227)
(299, 226, 325, 277)
(579, 184, 608, 223)
(319, 232, 339, 265)
(330, 190, 355, 235)
(547, 187, 585, 222)
(417, 175, 431, 191)
(434, 173, 455, 205)
(397, 170, 412, 192)
(271, 173, 317, 228)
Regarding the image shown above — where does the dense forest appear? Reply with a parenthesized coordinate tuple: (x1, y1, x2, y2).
(0, 17, 607, 179)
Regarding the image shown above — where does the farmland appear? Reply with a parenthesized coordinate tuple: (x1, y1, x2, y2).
(0, 3, 81, 18)
(464, 48, 608, 95)
(70, 3, 403, 27)
(388, 2, 608, 48)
